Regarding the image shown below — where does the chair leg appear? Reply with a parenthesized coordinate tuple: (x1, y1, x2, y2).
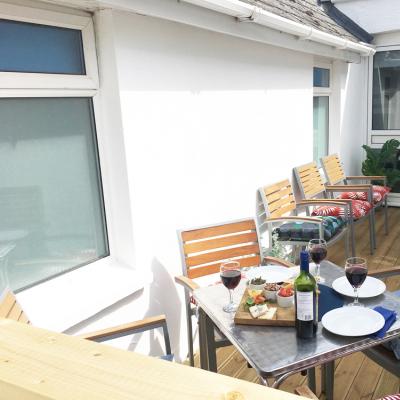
(350, 221, 356, 257)
(384, 196, 389, 235)
(185, 299, 195, 367)
(345, 228, 350, 259)
(368, 212, 374, 255)
(372, 207, 377, 249)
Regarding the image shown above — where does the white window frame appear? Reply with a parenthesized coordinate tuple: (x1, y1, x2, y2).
(0, 3, 141, 332)
(313, 62, 332, 162)
(367, 44, 400, 148)
(0, 2, 98, 89)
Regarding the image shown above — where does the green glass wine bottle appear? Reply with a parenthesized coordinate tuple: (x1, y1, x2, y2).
(294, 250, 317, 338)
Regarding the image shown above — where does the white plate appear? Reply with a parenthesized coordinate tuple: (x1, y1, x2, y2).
(245, 265, 294, 284)
(332, 276, 386, 298)
(322, 307, 385, 336)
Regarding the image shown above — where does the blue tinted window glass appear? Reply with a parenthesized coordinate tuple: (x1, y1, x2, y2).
(313, 67, 330, 88)
(0, 19, 85, 74)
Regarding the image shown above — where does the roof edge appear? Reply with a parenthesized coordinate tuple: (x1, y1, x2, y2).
(318, 0, 373, 44)
(182, 0, 375, 56)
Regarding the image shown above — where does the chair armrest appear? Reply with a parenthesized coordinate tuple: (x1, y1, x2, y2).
(368, 267, 400, 279)
(297, 199, 351, 207)
(295, 386, 319, 399)
(263, 256, 295, 268)
(346, 175, 386, 181)
(78, 315, 168, 341)
(175, 275, 199, 291)
(266, 216, 323, 224)
(325, 185, 371, 191)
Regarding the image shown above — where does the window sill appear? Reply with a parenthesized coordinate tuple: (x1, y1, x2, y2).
(16, 257, 144, 332)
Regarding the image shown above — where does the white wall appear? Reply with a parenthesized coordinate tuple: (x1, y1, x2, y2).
(329, 59, 368, 175)
(76, 10, 315, 360)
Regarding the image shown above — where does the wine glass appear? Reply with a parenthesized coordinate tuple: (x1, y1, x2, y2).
(345, 257, 367, 307)
(308, 238, 327, 283)
(220, 260, 241, 313)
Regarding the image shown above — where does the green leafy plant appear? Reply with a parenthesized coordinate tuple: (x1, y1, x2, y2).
(362, 139, 400, 188)
(265, 232, 294, 263)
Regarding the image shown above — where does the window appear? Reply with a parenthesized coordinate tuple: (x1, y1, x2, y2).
(372, 50, 400, 130)
(313, 66, 331, 162)
(0, 19, 85, 74)
(0, 8, 108, 292)
(0, 98, 108, 290)
(313, 67, 330, 88)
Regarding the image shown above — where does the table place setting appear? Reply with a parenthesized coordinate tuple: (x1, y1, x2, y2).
(219, 238, 398, 340)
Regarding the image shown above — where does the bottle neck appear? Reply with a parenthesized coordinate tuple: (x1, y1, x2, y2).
(300, 264, 309, 274)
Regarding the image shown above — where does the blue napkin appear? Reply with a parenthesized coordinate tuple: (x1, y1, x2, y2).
(372, 306, 397, 339)
(318, 284, 344, 321)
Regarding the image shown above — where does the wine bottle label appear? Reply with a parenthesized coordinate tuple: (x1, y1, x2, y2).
(296, 291, 314, 321)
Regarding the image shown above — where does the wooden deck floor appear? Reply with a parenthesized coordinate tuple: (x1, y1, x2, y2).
(193, 206, 400, 400)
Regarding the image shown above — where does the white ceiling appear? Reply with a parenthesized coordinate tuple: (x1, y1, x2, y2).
(334, 0, 400, 35)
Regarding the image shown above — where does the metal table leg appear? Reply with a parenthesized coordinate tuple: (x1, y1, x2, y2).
(307, 367, 316, 394)
(198, 308, 209, 370)
(198, 308, 217, 372)
(204, 312, 217, 372)
(322, 361, 335, 400)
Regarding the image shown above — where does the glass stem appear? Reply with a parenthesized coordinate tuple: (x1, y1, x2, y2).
(229, 289, 233, 306)
(316, 263, 320, 280)
(354, 287, 359, 305)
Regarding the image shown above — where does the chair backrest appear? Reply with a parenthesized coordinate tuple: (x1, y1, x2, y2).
(259, 179, 296, 218)
(178, 218, 262, 279)
(321, 154, 346, 185)
(293, 162, 326, 199)
(0, 289, 30, 324)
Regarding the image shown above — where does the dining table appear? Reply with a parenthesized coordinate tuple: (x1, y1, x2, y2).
(193, 260, 400, 400)
(0, 318, 309, 400)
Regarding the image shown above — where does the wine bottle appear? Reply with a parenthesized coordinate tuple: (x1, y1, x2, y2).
(295, 250, 317, 338)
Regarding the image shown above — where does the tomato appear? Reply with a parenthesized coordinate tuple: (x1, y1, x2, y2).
(254, 295, 266, 304)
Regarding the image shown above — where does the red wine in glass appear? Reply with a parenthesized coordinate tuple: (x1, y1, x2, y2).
(221, 270, 241, 290)
(345, 257, 367, 306)
(220, 261, 241, 313)
(308, 239, 327, 282)
(345, 266, 367, 288)
(310, 246, 327, 264)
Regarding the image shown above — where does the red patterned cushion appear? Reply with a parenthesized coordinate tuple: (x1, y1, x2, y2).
(338, 185, 391, 204)
(378, 395, 400, 400)
(312, 199, 372, 219)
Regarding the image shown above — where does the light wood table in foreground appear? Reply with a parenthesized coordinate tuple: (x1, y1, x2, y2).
(0, 318, 306, 400)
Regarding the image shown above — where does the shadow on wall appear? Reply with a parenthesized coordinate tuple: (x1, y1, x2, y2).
(127, 257, 182, 360)
(65, 257, 182, 361)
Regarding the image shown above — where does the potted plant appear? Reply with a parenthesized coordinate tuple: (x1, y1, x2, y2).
(362, 139, 400, 190)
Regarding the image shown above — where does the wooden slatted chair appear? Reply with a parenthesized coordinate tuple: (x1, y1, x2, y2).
(256, 179, 352, 258)
(321, 154, 389, 236)
(175, 218, 294, 367)
(293, 161, 375, 255)
(0, 289, 172, 360)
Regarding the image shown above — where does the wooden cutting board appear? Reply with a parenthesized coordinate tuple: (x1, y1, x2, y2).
(234, 289, 295, 326)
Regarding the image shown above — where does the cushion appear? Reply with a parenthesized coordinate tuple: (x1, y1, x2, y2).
(338, 185, 391, 204)
(273, 216, 345, 242)
(377, 395, 400, 400)
(312, 199, 372, 220)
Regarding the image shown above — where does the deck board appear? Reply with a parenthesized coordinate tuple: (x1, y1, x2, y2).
(191, 207, 400, 399)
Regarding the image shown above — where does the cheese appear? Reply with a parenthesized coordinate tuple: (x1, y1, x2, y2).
(259, 307, 277, 320)
(249, 304, 268, 318)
